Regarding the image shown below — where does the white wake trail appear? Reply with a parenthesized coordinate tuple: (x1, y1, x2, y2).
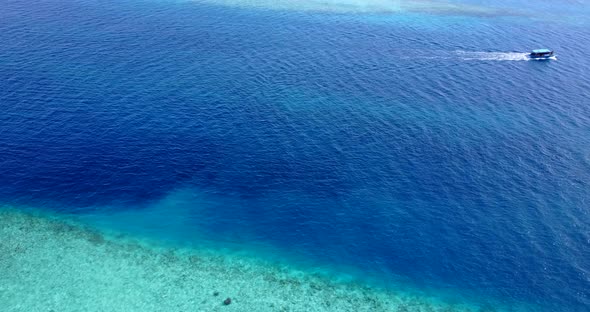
(455, 51, 531, 61)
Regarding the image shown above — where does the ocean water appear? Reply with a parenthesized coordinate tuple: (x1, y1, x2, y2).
(1, 0, 589, 311)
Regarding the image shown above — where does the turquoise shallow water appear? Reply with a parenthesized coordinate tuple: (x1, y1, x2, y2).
(2, 207, 531, 312)
(0, 0, 589, 311)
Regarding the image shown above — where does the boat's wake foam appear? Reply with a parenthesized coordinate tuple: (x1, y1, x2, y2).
(455, 51, 532, 61)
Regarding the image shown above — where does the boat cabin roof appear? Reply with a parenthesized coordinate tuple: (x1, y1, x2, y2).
(532, 49, 552, 53)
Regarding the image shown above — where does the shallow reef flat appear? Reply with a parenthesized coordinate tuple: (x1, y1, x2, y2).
(1, 209, 500, 312)
(194, 0, 517, 17)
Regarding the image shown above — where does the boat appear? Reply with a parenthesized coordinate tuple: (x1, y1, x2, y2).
(529, 49, 554, 60)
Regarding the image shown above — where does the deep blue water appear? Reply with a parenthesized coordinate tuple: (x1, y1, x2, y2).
(1, 0, 589, 310)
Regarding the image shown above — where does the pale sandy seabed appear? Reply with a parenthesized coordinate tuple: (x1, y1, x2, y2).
(1, 208, 526, 312)
(193, 0, 520, 17)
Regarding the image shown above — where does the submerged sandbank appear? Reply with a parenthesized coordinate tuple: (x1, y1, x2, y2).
(1, 208, 518, 312)
(194, 0, 519, 17)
